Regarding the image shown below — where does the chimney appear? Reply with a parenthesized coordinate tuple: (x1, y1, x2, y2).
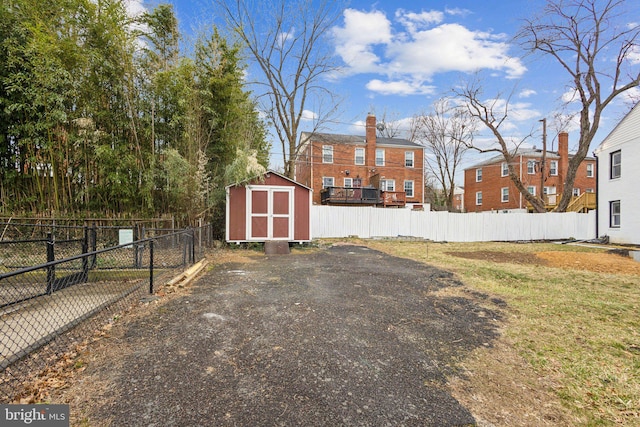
(558, 132, 569, 194)
(366, 113, 377, 168)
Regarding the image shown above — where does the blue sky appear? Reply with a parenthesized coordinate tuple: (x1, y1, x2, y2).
(132, 0, 640, 182)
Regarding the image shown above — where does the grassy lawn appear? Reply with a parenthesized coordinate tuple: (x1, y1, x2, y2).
(333, 239, 640, 426)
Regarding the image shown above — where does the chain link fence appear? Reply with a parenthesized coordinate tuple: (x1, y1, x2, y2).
(0, 224, 214, 402)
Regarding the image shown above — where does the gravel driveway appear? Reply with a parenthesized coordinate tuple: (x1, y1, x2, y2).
(66, 244, 503, 426)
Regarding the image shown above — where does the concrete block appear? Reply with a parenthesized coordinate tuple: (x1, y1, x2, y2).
(264, 241, 290, 255)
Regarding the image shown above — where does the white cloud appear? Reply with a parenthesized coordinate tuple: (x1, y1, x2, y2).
(561, 88, 579, 103)
(301, 110, 318, 121)
(123, 0, 146, 17)
(519, 89, 537, 98)
(628, 45, 640, 64)
(331, 9, 392, 74)
(386, 23, 525, 80)
(278, 29, 295, 47)
(331, 8, 526, 96)
(395, 9, 444, 34)
(445, 7, 472, 17)
(366, 79, 436, 96)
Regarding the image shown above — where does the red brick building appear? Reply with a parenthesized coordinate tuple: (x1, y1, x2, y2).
(295, 114, 425, 206)
(463, 132, 597, 212)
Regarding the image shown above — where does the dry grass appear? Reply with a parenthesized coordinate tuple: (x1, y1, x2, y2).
(341, 239, 640, 427)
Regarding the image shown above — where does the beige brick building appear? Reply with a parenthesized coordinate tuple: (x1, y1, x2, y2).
(295, 114, 425, 206)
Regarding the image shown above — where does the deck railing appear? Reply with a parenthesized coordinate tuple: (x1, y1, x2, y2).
(320, 186, 380, 205)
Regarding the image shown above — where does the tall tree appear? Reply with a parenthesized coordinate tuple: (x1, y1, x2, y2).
(215, 0, 343, 178)
(454, 79, 547, 212)
(518, 0, 640, 211)
(411, 99, 474, 211)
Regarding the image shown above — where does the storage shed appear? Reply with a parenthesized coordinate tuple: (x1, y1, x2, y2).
(226, 170, 312, 243)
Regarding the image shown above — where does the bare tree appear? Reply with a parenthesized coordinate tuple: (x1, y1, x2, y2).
(453, 79, 547, 212)
(374, 109, 404, 139)
(519, 0, 640, 211)
(215, 0, 344, 178)
(411, 98, 475, 211)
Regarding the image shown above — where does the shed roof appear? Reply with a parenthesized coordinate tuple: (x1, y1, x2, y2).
(225, 169, 313, 191)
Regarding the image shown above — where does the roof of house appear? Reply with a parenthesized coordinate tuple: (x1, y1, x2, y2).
(300, 131, 423, 149)
(594, 101, 640, 155)
(464, 148, 595, 170)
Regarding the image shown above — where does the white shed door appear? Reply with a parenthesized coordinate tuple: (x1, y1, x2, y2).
(247, 186, 294, 240)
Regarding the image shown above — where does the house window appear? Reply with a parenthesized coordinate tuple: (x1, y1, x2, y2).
(501, 162, 508, 177)
(376, 149, 385, 166)
(404, 180, 414, 198)
(344, 178, 353, 187)
(527, 160, 536, 174)
(322, 177, 334, 188)
(501, 187, 509, 202)
(610, 150, 621, 179)
(381, 179, 395, 191)
(586, 188, 594, 193)
(543, 186, 556, 195)
(476, 191, 482, 205)
(549, 160, 558, 176)
(572, 188, 580, 197)
(476, 168, 483, 182)
(586, 163, 594, 177)
(322, 145, 333, 163)
(405, 151, 414, 167)
(610, 200, 620, 228)
(355, 148, 365, 165)
(527, 186, 536, 196)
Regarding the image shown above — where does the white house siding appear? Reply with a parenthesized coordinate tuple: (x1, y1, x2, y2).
(311, 206, 596, 242)
(594, 103, 640, 245)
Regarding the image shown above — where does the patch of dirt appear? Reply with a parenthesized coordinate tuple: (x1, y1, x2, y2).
(447, 250, 640, 275)
(537, 251, 640, 275)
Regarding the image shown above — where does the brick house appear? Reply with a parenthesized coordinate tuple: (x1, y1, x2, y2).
(295, 114, 425, 207)
(463, 132, 597, 212)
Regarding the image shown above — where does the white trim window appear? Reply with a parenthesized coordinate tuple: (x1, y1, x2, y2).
(355, 147, 365, 165)
(322, 145, 333, 163)
(610, 150, 621, 179)
(476, 191, 483, 205)
(476, 168, 483, 182)
(501, 187, 509, 203)
(404, 180, 414, 198)
(501, 162, 508, 177)
(344, 177, 353, 187)
(549, 160, 558, 176)
(610, 200, 620, 228)
(381, 179, 395, 191)
(527, 186, 536, 196)
(586, 163, 594, 177)
(405, 151, 414, 167)
(322, 176, 334, 188)
(572, 188, 580, 197)
(527, 160, 536, 174)
(375, 149, 385, 166)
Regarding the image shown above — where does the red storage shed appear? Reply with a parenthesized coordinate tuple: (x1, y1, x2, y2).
(226, 170, 312, 243)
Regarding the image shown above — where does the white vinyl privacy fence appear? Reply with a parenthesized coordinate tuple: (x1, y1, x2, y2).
(311, 206, 597, 242)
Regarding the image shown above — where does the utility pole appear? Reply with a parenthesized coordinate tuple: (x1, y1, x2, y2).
(539, 118, 547, 207)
